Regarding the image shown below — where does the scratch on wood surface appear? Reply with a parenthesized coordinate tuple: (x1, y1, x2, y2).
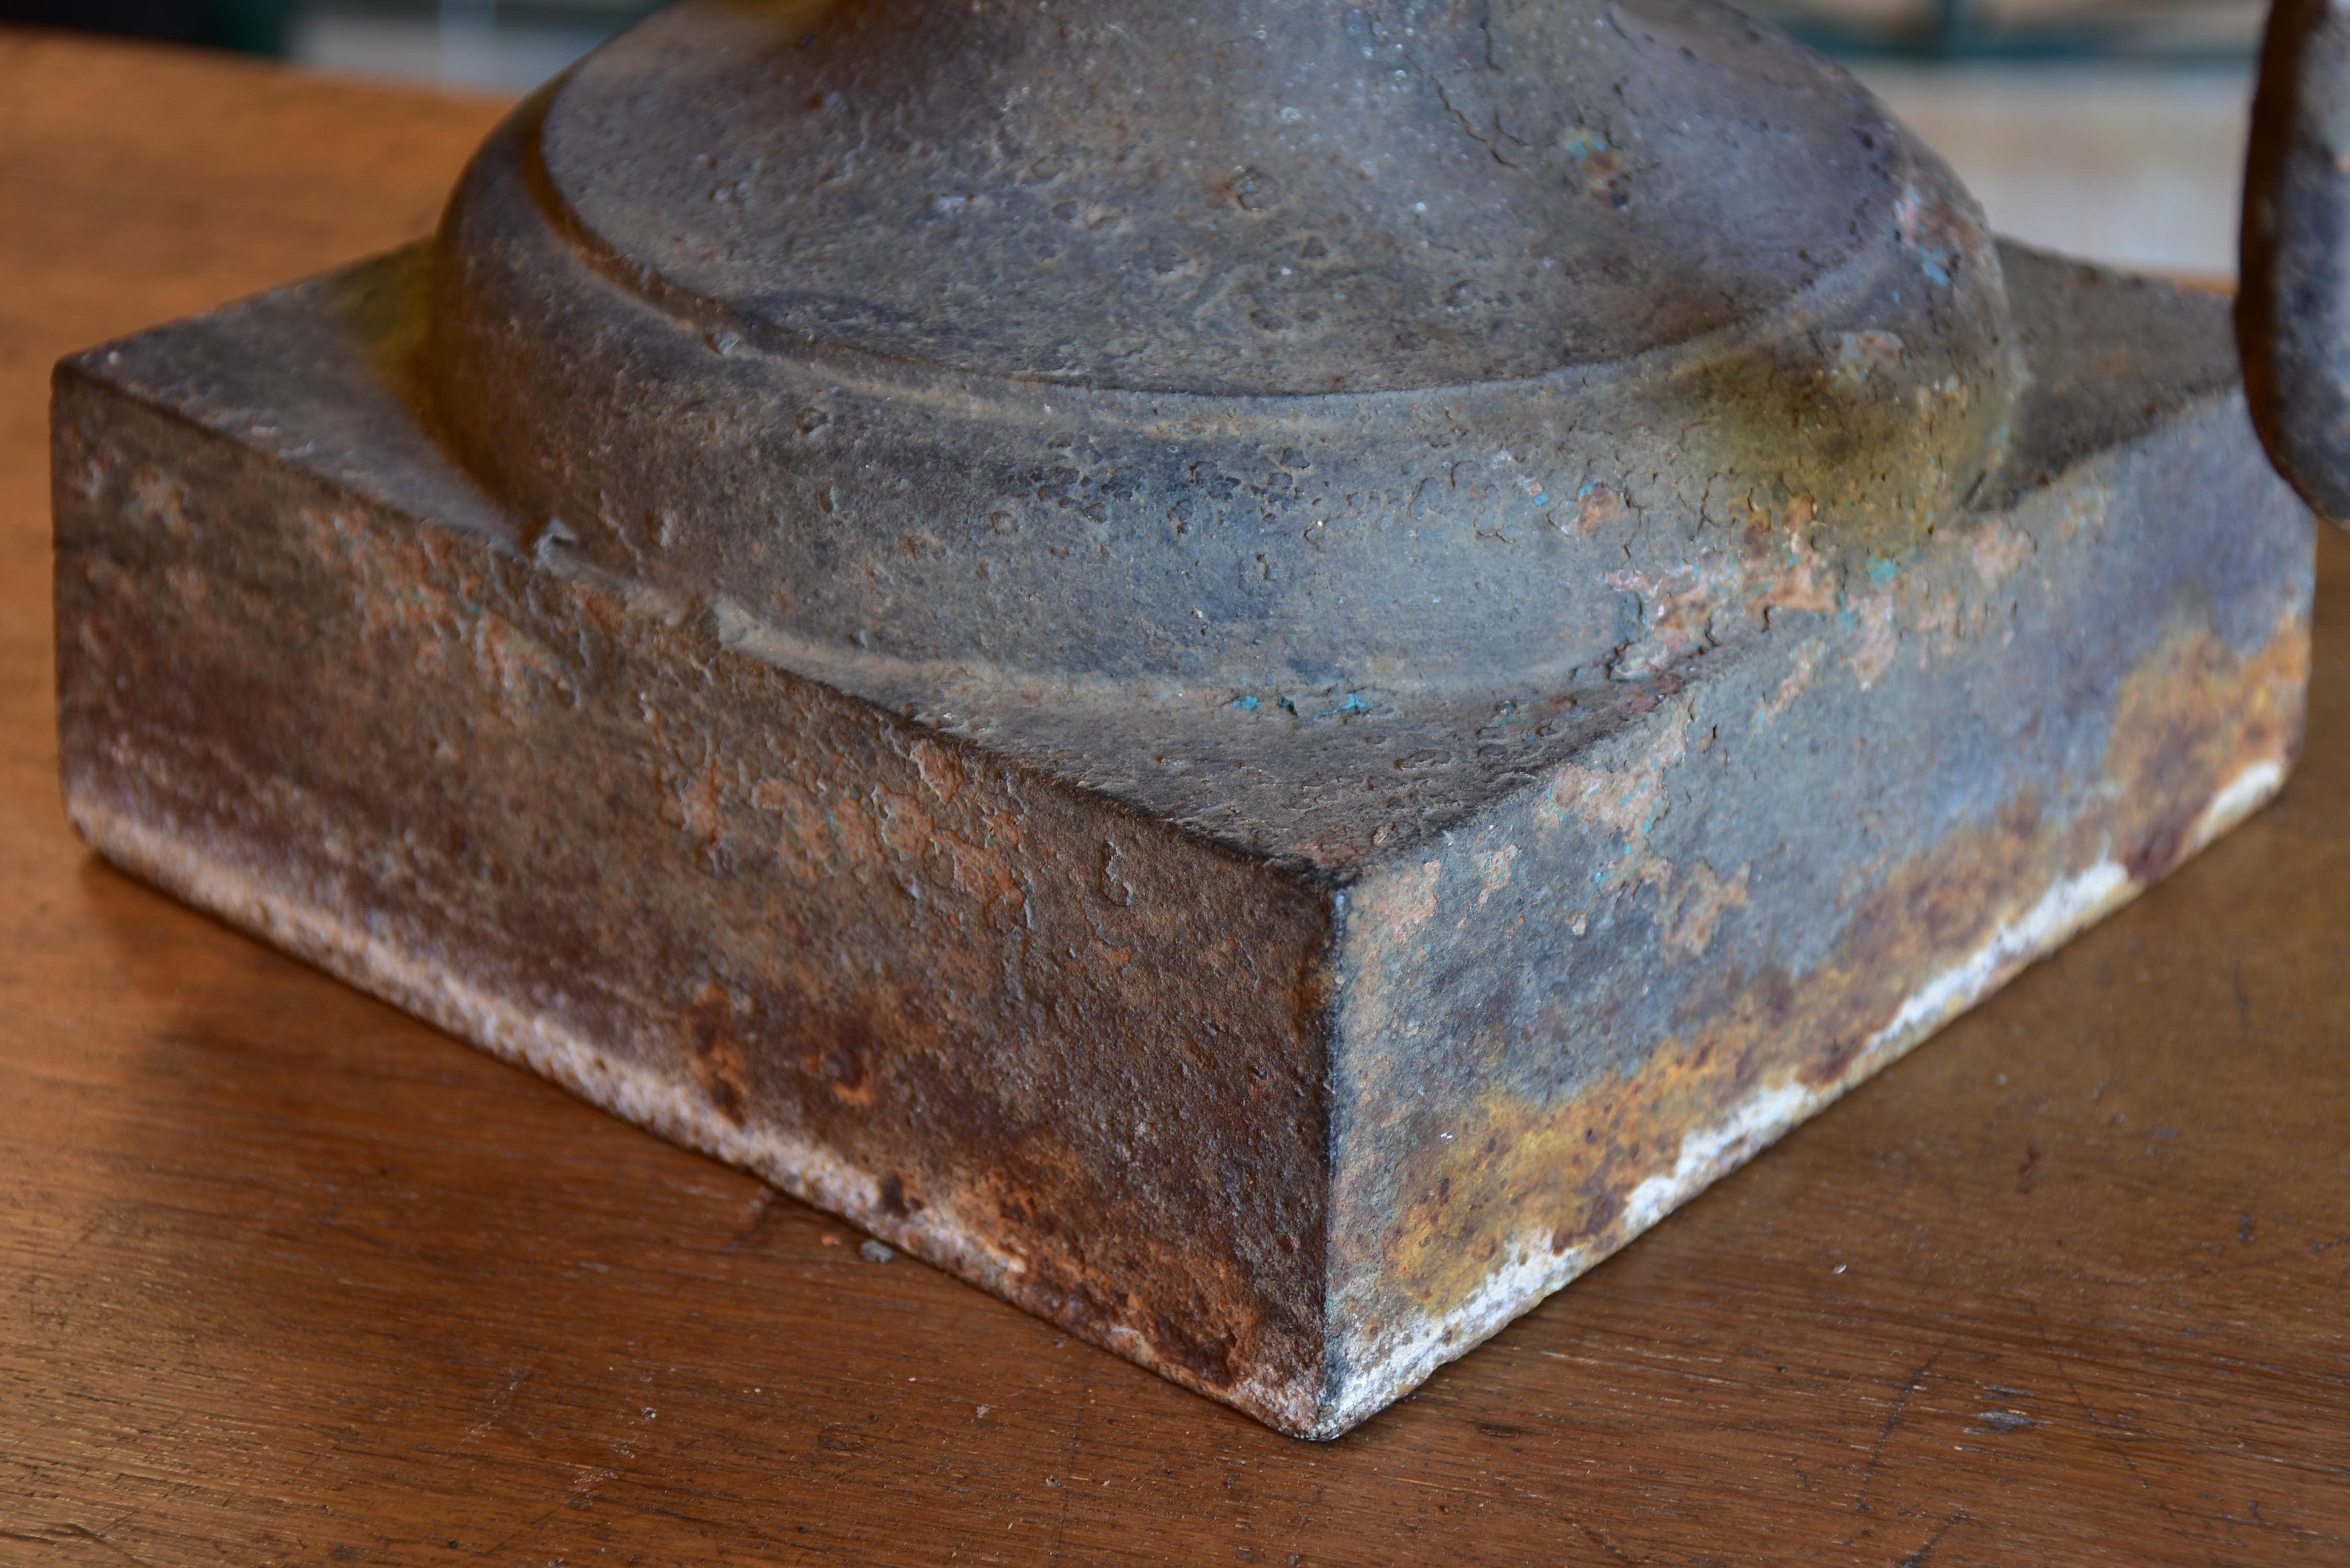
(1901, 1509, 1968, 1566)
(2030, 1303, 2186, 1528)
(1854, 1344, 1946, 1515)
(10, 1524, 165, 1568)
(1575, 1518, 1636, 1562)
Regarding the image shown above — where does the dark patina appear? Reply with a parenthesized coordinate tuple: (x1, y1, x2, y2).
(53, 0, 2322, 1435)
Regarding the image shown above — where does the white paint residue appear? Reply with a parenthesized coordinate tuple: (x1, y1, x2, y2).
(1325, 1077, 1836, 1436)
(1868, 859, 2130, 1057)
(1620, 1080, 1819, 1235)
(2187, 760, 2285, 855)
(1321, 1235, 1599, 1437)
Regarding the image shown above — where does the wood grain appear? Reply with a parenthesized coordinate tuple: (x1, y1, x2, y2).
(2, 30, 2347, 1566)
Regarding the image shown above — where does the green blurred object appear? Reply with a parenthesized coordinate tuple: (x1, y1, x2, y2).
(210, 0, 291, 53)
(0, 0, 291, 55)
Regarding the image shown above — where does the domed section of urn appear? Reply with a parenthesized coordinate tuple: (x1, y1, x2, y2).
(541, 0, 1941, 395)
(426, 0, 2018, 697)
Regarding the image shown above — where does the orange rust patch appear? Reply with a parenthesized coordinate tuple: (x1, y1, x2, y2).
(685, 982, 754, 1125)
(1658, 859, 1750, 959)
(1602, 493, 1838, 680)
(1352, 857, 1444, 935)
(1536, 714, 1690, 843)
(1570, 481, 1625, 536)
(2107, 615, 2308, 882)
(908, 736, 964, 804)
(1340, 609, 2308, 1333)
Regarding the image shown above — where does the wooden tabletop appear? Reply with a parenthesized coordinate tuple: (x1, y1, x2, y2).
(2, 30, 2346, 1566)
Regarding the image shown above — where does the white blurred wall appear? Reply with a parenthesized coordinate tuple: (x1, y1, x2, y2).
(1854, 64, 2253, 277)
(288, 5, 612, 91)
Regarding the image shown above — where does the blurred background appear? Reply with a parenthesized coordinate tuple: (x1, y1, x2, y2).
(0, 0, 2260, 278)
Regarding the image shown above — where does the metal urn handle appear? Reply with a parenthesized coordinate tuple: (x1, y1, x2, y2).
(2244, 0, 2350, 527)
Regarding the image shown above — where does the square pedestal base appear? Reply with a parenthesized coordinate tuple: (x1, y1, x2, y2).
(52, 246, 2312, 1436)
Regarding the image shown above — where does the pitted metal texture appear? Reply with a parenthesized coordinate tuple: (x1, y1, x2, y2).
(426, 0, 2020, 714)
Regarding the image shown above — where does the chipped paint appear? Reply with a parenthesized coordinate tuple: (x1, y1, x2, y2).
(1658, 859, 1751, 959)
(1754, 639, 1827, 723)
(1847, 590, 1900, 687)
(1604, 495, 1839, 680)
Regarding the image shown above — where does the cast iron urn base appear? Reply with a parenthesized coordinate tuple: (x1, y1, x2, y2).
(52, 0, 2313, 1436)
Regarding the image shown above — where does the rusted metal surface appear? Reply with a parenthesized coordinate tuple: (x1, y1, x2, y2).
(1322, 279, 2311, 1419)
(56, 258, 1344, 1433)
(52, 0, 2316, 1439)
(426, 0, 2020, 874)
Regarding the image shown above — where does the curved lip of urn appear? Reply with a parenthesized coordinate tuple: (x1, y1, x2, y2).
(489, 75, 1960, 430)
(422, 61, 2014, 741)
